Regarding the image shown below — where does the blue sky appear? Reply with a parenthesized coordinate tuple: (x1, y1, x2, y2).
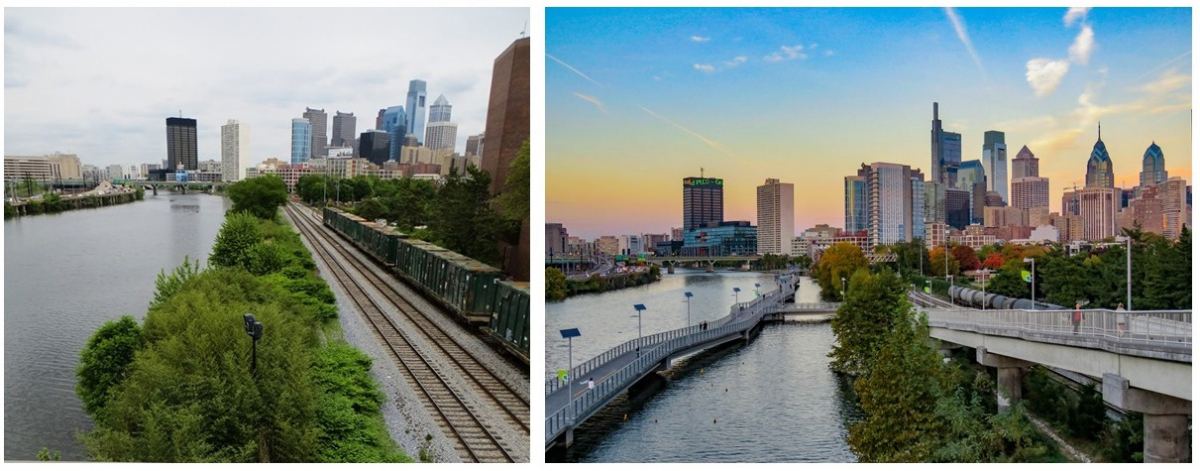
(546, 7, 1191, 240)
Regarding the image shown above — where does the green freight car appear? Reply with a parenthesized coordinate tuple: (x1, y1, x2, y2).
(488, 281, 530, 363)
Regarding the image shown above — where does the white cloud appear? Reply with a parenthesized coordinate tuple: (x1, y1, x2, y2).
(944, 7, 986, 77)
(809, 42, 818, 50)
(824, 50, 834, 57)
(1137, 68, 1190, 95)
(1063, 7, 1090, 27)
(691, 35, 710, 42)
(572, 92, 608, 115)
(724, 56, 748, 68)
(764, 44, 806, 63)
(652, 75, 661, 81)
(693, 63, 715, 73)
(1068, 24, 1095, 65)
(1025, 58, 1071, 97)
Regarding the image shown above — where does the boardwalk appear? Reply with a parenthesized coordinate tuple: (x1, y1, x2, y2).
(545, 275, 802, 450)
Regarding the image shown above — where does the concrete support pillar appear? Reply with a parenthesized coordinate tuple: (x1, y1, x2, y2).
(976, 347, 1032, 413)
(705, 261, 714, 273)
(666, 262, 675, 274)
(1103, 373, 1191, 463)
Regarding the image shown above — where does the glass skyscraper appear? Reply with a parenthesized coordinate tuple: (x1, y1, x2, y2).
(381, 105, 406, 162)
(291, 118, 312, 164)
(1086, 124, 1114, 188)
(982, 130, 1007, 203)
(844, 175, 868, 234)
(683, 176, 723, 231)
(406, 79, 427, 145)
(1140, 142, 1167, 188)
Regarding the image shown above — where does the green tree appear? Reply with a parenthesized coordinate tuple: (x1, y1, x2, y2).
(546, 267, 568, 301)
(813, 242, 868, 301)
(226, 175, 288, 220)
(828, 269, 909, 377)
(929, 246, 961, 278)
(76, 316, 143, 418)
(210, 212, 262, 271)
(495, 139, 529, 221)
(431, 166, 506, 265)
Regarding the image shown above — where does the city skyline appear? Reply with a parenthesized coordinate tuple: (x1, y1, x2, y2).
(4, 8, 529, 168)
(547, 7, 1191, 240)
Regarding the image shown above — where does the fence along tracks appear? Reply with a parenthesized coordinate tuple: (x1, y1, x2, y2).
(285, 204, 523, 462)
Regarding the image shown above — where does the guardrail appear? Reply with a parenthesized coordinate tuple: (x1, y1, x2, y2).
(546, 275, 798, 444)
(782, 302, 842, 311)
(923, 308, 1192, 348)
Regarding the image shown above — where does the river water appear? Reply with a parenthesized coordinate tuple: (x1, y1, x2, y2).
(545, 270, 858, 462)
(4, 193, 230, 461)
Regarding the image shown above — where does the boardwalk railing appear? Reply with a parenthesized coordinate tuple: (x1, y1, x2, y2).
(923, 308, 1192, 349)
(546, 276, 798, 444)
(780, 302, 842, 312)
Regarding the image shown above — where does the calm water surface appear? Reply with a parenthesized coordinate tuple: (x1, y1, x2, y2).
(4, 193, 230, 460)
(545, 270, 858, 462)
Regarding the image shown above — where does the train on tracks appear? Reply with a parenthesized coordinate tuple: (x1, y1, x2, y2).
(947, 285, 1063, 310)
(323, 207, 530, 364)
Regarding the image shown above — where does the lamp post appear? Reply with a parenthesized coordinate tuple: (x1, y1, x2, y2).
(981, 268, 990, 311)
(1024, 257, 1036, 310)
(944, 228, 951, 306)
(754, 282, 761, 298)
(560, 328, 581, 424)
(633, 304, 646, 356)
(243, 314, 264, 374)
(1119, 235, 1132, 310)
(841, 276, 847, 301)
(684, 292, 693, 327)
(732, 287, 741, 306)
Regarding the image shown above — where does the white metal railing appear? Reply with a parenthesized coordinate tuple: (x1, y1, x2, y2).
(545, 274, 799, 443)
(784, 302, 842, 312)
(923, 308, 1192, 349)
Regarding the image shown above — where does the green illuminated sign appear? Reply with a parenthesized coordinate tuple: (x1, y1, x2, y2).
(685, 178, 723, 187)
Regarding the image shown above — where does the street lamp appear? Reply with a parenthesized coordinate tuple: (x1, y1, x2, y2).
(683, 292, 693, 327)
(980, 268, 990, 311)
(841, 276, 847, 301)
(944, 228, 951, 306)
(1118, 235, 1132, 310)
(732, 287, 741, 305)
(243, 314, 264, 374)
(754, 283, 761, 298)
(560, 328, 581, 424)
(1024, 257, 1036, 310)
(633, 304, 646, 356)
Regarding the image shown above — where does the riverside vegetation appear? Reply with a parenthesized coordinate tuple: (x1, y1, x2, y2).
(5, 186, 145, 219)
(74, 175, 408, 462)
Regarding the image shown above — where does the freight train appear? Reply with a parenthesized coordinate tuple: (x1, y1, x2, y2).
(947, 285, 1063, 311)
(322, 207, 530, 364)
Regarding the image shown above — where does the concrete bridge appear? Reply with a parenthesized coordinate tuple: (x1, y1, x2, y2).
(644, 255, 763, 273)
(764, 302, 842, 322)
(915, 299, 1191, 462)
(546, 273, 806, 451)
(126, 180, 222, 196)
(7, 183, 139, 216)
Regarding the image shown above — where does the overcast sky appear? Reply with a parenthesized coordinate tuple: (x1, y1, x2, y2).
(4, 8, 530, 169)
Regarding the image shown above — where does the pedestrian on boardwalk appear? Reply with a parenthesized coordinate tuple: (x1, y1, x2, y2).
(1072, 302, 1083, 335)
(1116, 303, 1126, 338)
(587, 377, 594, 391)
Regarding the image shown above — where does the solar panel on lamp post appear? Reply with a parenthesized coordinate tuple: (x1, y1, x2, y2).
(1024, 257, 1036, 310)
(560, 328, 581, 425)
(732, 287, 741, 306)
(633, 304, 646, 356)
(683, 292, 693, 328)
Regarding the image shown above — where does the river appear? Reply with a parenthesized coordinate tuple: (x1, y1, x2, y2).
(545, 270, 858, 462)
(4, 193, 231, 461)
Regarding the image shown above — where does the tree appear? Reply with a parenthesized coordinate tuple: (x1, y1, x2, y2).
(495, 139, 529, 221)
(929, 246, 960, 278)
(828, 269, 909, 377)
(76, 316, 143, 418)
(226, 175, 288, 220)
(210, 212, 262, 271)
(951, 245, 981, 272)
(813, 242, 869, 301)
(982, 253, 1005, 270)
(546, 267, 568, 301)
(430, 166, 507, 265)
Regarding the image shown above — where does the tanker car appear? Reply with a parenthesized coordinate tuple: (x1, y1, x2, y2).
(947, 285, 1063, 311)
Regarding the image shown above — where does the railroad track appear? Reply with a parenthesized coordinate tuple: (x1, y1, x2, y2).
(289, 204, 530, 434)
(283, 204, 519, 463)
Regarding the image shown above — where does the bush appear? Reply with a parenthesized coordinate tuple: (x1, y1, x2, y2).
(247, 241, 288, 276)
(226, 175, 288, 220)
(76, 316, 143, 418)
(210, 212, 261, 271)
(546, 267, 567, 301)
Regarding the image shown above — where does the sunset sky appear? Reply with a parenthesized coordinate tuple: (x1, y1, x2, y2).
(546, 7, 1191, 240)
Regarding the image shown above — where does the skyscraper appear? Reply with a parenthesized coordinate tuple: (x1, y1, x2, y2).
(406, 80, 428, 145)
(331, 111, 356, 147)
(359, 130, 391, 167)
(683, 176, 724, 231)
(1140, 142, 1168, 188)
(1011, 145, 1039, 179)
(844, 175, 868, 234)
(1160, 177, 1188, 240)
(863, 162, 921, 246)
(924, 181, 946, 224)
(466, 133, 485, 157)
(982, 130, 1008, 203)
(930, 102, 962, 186)
(429, 94, 452, 122)
(1012, 177, 1050, 211)
(911, 173, 925, 240)
(945, 187, 971, 230)
(757, 178, 795, 255)
(220, 119, 249, 182)
(381, 106, 407, 162)
(1086, 124, 1114, 188)
(375, 109, 386, 131)
(303, 108, 328, 162)
(291, 118, 312, 164)
(166, 117, 198, 171)
(1079, 186, 1119, 240)
(482, 37, 530, 196)
(425, 122, 458, 153)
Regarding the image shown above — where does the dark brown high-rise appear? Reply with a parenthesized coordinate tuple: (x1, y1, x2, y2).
(482, 37, 529, 196)
(166, 117, 198, 171)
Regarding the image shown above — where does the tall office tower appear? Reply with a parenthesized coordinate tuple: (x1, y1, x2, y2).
(924, 181, 946, 224)
(1012, 177, 1050, 211)
(290, 118, 312, 164)
(303, 108, 328, 161)
(1062, 188, 1081, 216)
(376, 109, 386, 130)
(945, 187, 971, 230)
(844, 175, 869, 233)
(428, 94, 452, 122)
(982, 130, 1008, 203)
(1160, 177, 1189, 239)
(1140, 142, 1168, 188)
(756, 178, 795, 255)
(424, 122, 458, 153)
(1011, 145, 1039, 179)
(359, 130, 391, 167)
(166, 117, 198, 171)
(1086, 124, 1114, 188)
(380, 105, 406, 162)
(220, 119, 249, 182)
(862, 162, 920, 246)
(683, 176, 724, 231)
(956, 159, 987, 224)
(930, 102, 962, 186)
(406, 80, 428, 144)
(482, 37, 530, 196)
(546, 223, 568, 256)
(331, 111, 356, 147)
(910, 171, 926, 240)
(1079, 186, 1119, 240)
(466, 133, 485, 157)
